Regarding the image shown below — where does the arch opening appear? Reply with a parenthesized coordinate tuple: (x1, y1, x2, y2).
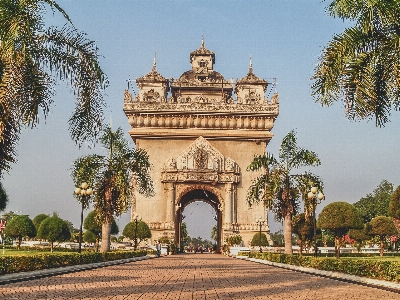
(175, 188, 222, 252)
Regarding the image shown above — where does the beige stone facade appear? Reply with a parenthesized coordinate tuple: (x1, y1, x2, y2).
(123, 39, 279, 249)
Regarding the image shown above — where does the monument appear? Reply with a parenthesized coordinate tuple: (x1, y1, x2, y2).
(123, 39, 279, 249)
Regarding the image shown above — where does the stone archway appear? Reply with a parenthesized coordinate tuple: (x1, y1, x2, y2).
(175, 187, 223, 251)
(124, 42, 278, 249)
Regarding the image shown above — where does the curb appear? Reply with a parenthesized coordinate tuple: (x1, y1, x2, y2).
(238, 256, 400, 294)
(0, 255, 151, 285)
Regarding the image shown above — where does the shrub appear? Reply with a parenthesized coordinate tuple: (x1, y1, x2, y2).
(0, 250, 148, 275)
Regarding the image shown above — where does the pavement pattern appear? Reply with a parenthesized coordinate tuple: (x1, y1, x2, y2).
(1, 254, 399, 299)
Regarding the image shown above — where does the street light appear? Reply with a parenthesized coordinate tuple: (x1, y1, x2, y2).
(133, 214, 141, 251)
(255, 216, 265, 253)
(308, 186, 324, 257)
(75, 182, 93, 253)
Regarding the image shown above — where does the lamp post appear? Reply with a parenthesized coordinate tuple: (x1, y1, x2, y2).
(232, 223, 240, 234)
(307, 186, 324, 257)
(255, 216, 265, 252)
(75, 182, 92, 253)
(133, 214, 140, 251)
(0, 218, 6, 255)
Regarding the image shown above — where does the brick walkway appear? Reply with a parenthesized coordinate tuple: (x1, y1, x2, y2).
(0, 254, 399, 299)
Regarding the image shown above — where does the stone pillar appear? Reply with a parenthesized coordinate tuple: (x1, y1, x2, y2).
(165, 183, 175, 223)
(224, 183, 233, 225)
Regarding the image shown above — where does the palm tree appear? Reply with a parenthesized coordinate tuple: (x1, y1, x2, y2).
(71, 126, 154, 252)
(0, 0, 108, 176)
(247, 130, 322, 254)
(312, 0, 400, 127)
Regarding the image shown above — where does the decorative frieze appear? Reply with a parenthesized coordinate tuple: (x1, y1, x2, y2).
(126, 112, 276, 131)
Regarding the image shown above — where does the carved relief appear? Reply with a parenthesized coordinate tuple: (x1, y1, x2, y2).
(161, 137, 240, 185)
(124, 89, 132, 103)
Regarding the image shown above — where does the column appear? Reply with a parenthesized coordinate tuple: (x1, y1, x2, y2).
(224, 183, 233, 225)
(165, 183, 175, 224)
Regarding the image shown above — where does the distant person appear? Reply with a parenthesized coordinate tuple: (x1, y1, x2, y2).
(156, 241, 161, 257)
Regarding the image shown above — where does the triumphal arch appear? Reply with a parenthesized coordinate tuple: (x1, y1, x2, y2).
(123, 40, 279, 249)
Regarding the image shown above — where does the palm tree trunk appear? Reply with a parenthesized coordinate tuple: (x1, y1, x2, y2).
(284, 214, 293, 254)
(100, 221, 112, 253)
(380, 239, 384, 256)
(334, 236, 341, 259)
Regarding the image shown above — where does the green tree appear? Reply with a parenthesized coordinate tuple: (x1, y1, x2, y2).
(292, 213, 314, 256)
(83, 230, 96, 244)
(0, 182, 8, 212)
(122, 220, 151, 244)
(226, 235, 243, 246)
(158, 235, 172, 244)
(0, 0, 108, 176)
(71, 126, 154, 252)
(180, 222, 190, 250)
(32, 214, 49, 233)
(211, 225, 217, 242)
(247, 130, 322, 254)
(368, 216, 398, 256)
(317, 202, 363, 258)
(269, 231, 284, 247)
(348, 226, 371, 252)
(250, 232, 268, 247)
(312, 0, 400, 127)
(4, 215, 36, 248)
(353, 180, 393, 223)
(37, 215, 71, 252)
(83, 211, 118, 252)
(389, 185, 400, 220)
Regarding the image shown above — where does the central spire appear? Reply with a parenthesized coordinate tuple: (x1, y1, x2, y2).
(249, 54, 253, 74)
(152, 51, 157, 72)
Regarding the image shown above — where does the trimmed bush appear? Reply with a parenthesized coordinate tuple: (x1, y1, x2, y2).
(247, 252, 400, 282)
(0, 250, 147, 275)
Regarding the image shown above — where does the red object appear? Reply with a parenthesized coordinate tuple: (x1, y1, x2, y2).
(0, 219, 6, 231)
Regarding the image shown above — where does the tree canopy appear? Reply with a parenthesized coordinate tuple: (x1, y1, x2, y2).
(368, 216, 398, 256)
(317, 201, 363, 258)
(0, 182, 8, 212)
(312, 0, 400, 126)
(292, 213, 314, 255)
(353, 180, 393, 223)
(0, 0, 108, 176)
(250, 232, 268, 247)
(389, 185, 400, 220)
(122, 220, 151, 243)
(37, 215, 71, 252)
(4, 215, 36, 248)
(32, 213, 49, 232)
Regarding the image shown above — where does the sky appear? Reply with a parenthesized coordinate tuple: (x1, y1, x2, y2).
(2, 0, 400, 240)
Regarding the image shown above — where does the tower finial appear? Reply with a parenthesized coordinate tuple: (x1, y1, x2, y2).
(249, 54, 253, 74)
(152, 51, 157, 72)
(201, 34, 204, 48)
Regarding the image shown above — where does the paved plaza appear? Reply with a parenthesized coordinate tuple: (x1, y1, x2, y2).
(0, 254, 399, 299)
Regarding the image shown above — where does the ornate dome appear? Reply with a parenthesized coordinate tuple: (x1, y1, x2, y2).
(176, 70, 228, 84)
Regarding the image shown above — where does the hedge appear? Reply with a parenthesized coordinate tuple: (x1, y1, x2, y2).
(245, 252, 400, 282)
(0, 250, 148, 275)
